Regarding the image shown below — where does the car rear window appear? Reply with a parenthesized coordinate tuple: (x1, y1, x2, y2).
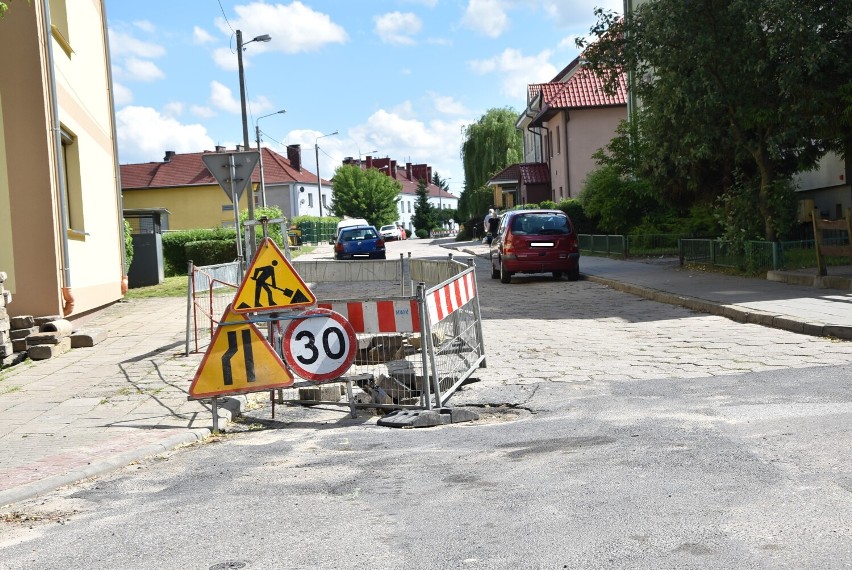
(510, 213, 571, 235)
(341, 228, 378, 240)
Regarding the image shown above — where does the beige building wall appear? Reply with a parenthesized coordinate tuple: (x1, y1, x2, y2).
(0, 0, 124, 318)
(555, 106, 626, 199)
(122, 185, 252, 230)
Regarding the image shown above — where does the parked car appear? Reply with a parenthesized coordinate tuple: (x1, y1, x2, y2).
(379, 224, 400, 241)
(329, 217, 369, 244)
(334, 225, 386, 260)
(489, 209, 580, 283)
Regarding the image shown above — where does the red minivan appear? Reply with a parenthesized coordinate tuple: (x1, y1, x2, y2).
(489, 209, 580, 283)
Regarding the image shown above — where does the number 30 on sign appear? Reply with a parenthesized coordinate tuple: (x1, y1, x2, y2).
(282, 308, 357, 382)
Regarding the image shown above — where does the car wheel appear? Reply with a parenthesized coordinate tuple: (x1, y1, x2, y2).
(500, 259, 512, 284)
(552, 271, 563, 280)
(567, 268, 580, 281)
(490, 257, 500, 279)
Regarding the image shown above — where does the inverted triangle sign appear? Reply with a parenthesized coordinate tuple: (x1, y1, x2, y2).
(202, 151, 260, 203)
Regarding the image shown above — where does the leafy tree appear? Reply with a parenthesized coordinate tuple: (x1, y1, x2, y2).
(578, 0, 852, 241)
(123, 219, 134, 273)
(0, 0, 26, 19)
(411, 178, 438, 235)
(330, 164, 401, 228)
(239, 205, 287, 247)
(459, 108, 523, 219)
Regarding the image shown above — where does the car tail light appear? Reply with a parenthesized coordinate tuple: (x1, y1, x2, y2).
(377, 238, 385, 248)
(335, 243, 343, 252)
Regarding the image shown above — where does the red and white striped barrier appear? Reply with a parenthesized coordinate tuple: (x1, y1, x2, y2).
(426, 270, 476, 324)
(317, 300, 421, 333)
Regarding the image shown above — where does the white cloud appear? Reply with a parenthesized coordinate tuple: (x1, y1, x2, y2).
(216, 1, 347, 54)
(133, 20, 156, 33)
(193, 26, 216, 44)
(163, 102, 184, 117)
(112, 82, 133, 106)
(429, 93, 469, 115)
(375, 12, 421, 46)
(212, 47, 239, 72)
(124, 57, 165, 82)
(462, 0, 509, 38)
(191, 105, 217, 118)
(107, 29, 166, 58)
(469, 48, 557, 98)
(209, 80, 241, 114)
(115, 106, 215, 164)
(207, 81, 272, 116)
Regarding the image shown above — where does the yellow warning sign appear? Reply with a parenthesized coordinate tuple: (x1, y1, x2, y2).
(232, 237, 316, 313)
(189, 305, 294, 399)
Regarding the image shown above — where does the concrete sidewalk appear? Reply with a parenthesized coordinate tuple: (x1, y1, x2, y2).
(3, 238, 852, 508)
(444, 239, 852, 339)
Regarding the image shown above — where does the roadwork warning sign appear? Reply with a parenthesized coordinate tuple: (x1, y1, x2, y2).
(189, 304, 293, 399)
(232, 237, 316, 313)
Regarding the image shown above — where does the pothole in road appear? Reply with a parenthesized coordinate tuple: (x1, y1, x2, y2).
(464, 403, 533, 424)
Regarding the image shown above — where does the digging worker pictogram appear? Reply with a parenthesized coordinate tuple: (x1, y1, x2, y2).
(252, 259, 280, 307)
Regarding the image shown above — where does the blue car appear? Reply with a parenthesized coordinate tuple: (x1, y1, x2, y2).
(334, 225, 387, 260)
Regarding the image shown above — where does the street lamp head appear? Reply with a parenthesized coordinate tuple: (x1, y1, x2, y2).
(253, 34, 272, 43)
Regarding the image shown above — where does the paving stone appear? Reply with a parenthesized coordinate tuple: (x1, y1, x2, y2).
(28, 337, 72, 360)
(0, 350, 26, 367)
(70, 329, 107, 348)
(26, 332, 62, 345)
(10, 315, 34, 329)
(34, 315, 63, 327)
(0, 340, 12, 357)
(11, 338, 27, 352)
(10, 326, 37, 340)
(298, 385, 342, 403)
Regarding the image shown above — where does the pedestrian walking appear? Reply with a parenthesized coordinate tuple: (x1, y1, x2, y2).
(484, 209, 499, 246)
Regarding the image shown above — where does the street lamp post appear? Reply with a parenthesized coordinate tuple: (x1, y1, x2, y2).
(358, 149, 377, 168)
(255, 109, 286, 208)
(237, 29, 271, 253)
(315, 130, 338, 217)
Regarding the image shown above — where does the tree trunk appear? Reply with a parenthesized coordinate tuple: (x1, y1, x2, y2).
(752, 144, 776, 242)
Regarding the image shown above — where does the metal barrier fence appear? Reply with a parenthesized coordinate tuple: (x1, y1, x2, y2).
(579, 234, 685, 257)
(186, 255, 485, 414)
(185, 260, 241, 355)
(297, 221, 337, 244)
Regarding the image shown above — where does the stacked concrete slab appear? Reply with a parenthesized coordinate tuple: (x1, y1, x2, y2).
(0, 271, 107, 368)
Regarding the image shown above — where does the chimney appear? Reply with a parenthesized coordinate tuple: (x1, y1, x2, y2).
(163, 150, 176, 162)
(366, 156, 373, 169)
(235, 144, 243, 152)
(390, 160, 397, 178)
(406, 162, 412, 181)
(286, 144, 302, 171)
(215, 145, 225, 152)
(427, 166, 432, 183)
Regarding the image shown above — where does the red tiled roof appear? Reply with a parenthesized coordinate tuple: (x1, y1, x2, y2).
(545, 67, 626, 109)
(487, 162, 550, 186)
(120, 148, 322, 190)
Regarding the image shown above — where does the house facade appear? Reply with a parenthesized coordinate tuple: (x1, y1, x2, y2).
(493, 58, 627, 208)
(121, 145, 323, 230)
(343, 156, 459, 233)
(0, 0, 126, 318)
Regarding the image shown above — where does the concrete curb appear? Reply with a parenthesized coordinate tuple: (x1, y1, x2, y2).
(0, 395, 248, 508)
(451, 244, 852, 341)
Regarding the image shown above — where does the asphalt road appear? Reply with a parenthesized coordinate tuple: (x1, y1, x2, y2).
(2, 239, 852, 569)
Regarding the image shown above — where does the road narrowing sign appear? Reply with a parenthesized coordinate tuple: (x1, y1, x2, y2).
(283, 308, 357, 382)
(232, 237, 316, 313)
(189, 304, 294, 399)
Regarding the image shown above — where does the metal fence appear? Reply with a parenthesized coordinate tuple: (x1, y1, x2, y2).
(186, 254, 486, 415)
(579, 234, 685, 257)
(297, 221, 337, 245)
(185, 260, 241, 355)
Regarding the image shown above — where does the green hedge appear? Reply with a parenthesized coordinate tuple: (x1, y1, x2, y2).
(162, 228, 236, 276)
(184, 239, 239, 268)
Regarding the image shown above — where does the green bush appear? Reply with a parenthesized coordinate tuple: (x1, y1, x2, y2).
(184, 240, 238, 268)
(162, 228, 236, 276)
(539, 200, 557, 210)
(557, 199, 597, 234)
(123, 219, 134, 273)
(415, 228, 429, 239)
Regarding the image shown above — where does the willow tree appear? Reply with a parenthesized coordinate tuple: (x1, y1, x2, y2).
(459, 107, 522, 219)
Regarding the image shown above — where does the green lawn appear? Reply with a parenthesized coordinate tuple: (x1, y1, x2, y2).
(124, 246, 316, 299)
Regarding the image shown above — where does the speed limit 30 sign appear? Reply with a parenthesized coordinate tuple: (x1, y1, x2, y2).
(282, 308, 357, 381)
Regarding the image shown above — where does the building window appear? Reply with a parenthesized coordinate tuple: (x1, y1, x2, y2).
(556, 126, 561, 154)
(222, 204, 234, 211)
(59, 126, 84, 236)
(308, 193, 314, 208)
(407, 202, 411, 213)
(548, 131, 553, 158)
(49, 0, 72, 56)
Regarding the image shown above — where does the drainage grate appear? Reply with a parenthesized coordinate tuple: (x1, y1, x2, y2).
(209, 562, 247, 570)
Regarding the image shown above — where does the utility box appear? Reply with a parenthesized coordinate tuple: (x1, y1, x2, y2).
(124, 208, 169, 288)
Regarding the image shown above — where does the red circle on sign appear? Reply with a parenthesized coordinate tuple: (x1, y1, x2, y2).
(282, 308, 357, 382)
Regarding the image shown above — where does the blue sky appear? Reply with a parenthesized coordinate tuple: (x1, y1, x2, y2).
(106, 0, 622, 196)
